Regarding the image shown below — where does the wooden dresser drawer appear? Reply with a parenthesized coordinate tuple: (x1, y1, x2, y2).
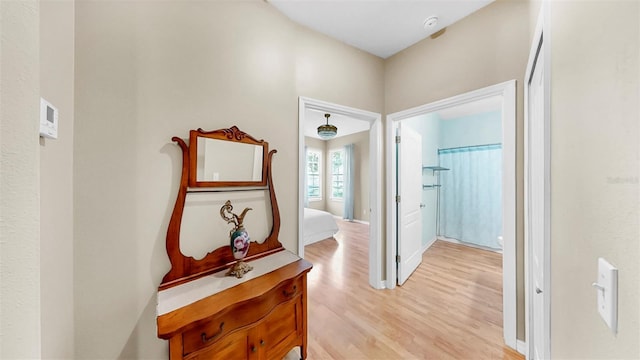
(262, 298, 302, 360)
(183, 317, 236, 356)
(184, 328, 249, 360)
(182, 276, 303, 356)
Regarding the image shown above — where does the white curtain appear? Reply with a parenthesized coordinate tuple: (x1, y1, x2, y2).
(343, 144, 355, 221)
(438, 144, 502, 249)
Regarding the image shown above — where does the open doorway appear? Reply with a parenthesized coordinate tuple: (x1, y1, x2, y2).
(298, 97, 383, 289)
(386, 80, 518, 349)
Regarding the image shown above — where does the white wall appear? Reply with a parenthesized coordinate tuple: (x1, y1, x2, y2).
(439, 110, 502, 149)
(0, 0, 42, 357)
(40, 0, 75, 357)
(550, 1, 640, 358)
(73, 1, 383, 357)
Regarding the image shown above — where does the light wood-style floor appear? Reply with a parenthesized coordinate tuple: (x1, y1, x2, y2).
(296, 219, 523, 360)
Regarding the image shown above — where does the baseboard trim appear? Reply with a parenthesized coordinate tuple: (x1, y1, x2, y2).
(372, 280, 386, 289)
(421, 237, 437, 254)
(437, 236, 502, 253)
(335, 216, 369, 225)
(516, 340, 526, 355)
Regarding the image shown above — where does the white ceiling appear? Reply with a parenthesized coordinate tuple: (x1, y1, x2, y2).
(288, 0, 499, 138)
(268, 0, 495, 59)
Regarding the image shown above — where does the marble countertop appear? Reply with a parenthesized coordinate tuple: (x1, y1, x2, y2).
(157, 250, 300, 316)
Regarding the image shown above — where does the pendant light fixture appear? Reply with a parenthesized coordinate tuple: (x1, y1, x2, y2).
(317, 113, 337, 139)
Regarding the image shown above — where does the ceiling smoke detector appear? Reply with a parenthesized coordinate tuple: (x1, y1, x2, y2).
(423, 16, 439, 29)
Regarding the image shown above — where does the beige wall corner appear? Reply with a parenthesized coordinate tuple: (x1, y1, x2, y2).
(0, 0, 42, 357)
(550, 1, 640, 358)
(384, 0, 531, 340)
(294, 25, 385, 115)
(40, 0, 75, 358)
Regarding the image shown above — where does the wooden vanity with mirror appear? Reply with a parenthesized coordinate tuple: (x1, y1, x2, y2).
(156, 126, 312, 360)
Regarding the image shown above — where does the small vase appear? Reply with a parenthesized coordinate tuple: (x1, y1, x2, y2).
(226, 226, 253, 278)
(230, 226, 250, 260)
(220, 200, 253, 278)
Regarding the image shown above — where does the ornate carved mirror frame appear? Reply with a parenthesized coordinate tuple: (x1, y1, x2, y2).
(160, 126, 283, 290)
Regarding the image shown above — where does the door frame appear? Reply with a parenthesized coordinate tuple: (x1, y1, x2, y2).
(524, 5, 551, 359)
(298, 97, 384, 289)
(386, 80, 517, 349)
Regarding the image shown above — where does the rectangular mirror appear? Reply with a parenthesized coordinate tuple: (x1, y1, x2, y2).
(196, 138, 263, 182)
(188, 127, 268, 187)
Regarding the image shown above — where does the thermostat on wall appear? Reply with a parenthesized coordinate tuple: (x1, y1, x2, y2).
(40, 98, 58, 139)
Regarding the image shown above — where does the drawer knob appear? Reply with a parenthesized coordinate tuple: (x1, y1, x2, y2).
(201, 322, 224, 343)
(282, 285, 297, 297)
(251, 345, 257, 353)
(260, 339, 265, 347)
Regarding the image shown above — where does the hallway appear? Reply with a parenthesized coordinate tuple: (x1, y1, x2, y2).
(300, 219, 522, 359)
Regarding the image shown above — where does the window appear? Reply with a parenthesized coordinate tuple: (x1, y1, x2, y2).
(330, 149, 344, 200)
(306, 149, 322, 200)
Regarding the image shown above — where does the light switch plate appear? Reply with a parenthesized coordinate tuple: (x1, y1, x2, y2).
(596, 257, 618, 333)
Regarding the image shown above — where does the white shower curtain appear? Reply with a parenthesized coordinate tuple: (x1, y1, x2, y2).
(438, 144, 502, 249)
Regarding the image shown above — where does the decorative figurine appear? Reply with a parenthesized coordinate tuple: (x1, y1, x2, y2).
(220, 200, 253, 278)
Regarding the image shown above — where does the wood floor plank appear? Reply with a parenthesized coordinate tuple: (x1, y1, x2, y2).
(288, 219, 523, 360)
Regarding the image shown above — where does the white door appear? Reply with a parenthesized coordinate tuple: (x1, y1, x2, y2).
(397, 124, 423, 285)
(526, 30, 550, 359)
